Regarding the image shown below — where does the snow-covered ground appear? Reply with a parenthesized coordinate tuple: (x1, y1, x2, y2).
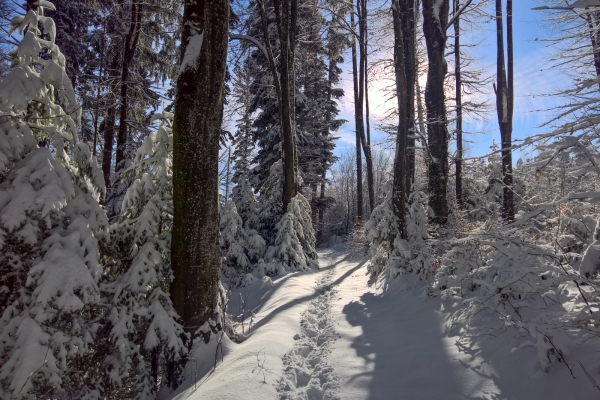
(169, 241, 599, 400)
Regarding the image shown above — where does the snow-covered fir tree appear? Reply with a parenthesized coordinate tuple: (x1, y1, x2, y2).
(103, 112, 186, 399)
(265, 195, 319, 273)
(0, 2, 108, 398)
(220, 201, 265, 284)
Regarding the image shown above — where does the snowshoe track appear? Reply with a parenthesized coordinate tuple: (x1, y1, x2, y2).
(277, 270, 340, 400)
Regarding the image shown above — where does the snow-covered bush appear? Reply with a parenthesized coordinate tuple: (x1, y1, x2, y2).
(220, 201, 265, 285)
(257, 160, 285, 242)
(0, 3, 108, 398)
(365, 181, 434, 278)
(231, 174, 260, 232)
(429, 226, 600, 375)
(103, 112, 187, 399)
(364, 181, 397, 274)
(265, 195, 319, 273)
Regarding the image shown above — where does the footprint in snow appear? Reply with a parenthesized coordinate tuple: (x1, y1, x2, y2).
(276, 270, 340, 400)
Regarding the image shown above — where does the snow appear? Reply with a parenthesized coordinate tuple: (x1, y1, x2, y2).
(167, 243, 600, 400)
(179, 31, 203, 74)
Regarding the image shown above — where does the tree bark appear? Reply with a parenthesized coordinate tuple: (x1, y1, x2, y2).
(400, 0, 417, 192)
(423, 0, 450, 224)
(495, 0, 514, 221)
(454, 0, 463, 208)
(101, 43, 122, 190)
(391, 0, 409, 238)
(358, 0, 375, 214)
(351, 10, 363, 221)
(115, 2, 142, 174)
(258, 0, 298, 209)
(171, 0, 230, 339)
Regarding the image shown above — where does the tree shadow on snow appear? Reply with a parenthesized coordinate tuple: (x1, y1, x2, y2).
(341, 291, 502, 400)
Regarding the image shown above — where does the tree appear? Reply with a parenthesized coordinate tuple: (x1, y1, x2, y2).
(350, 8, 364, 220)
(454, 0, 464, 208)
(422, 0, 450, 224)
(495, 0, 514, 221)
(105, 112, 187, 398)
(0, 1, 108, 397)
(171, 0, 230, 342)
(390, 0, 418, 238)
(256, 0, 300, 209)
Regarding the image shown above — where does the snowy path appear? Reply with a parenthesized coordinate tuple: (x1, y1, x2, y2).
(171, 245, 598, 400)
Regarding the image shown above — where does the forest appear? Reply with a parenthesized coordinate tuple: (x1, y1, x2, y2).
(2, 0, 600, 399)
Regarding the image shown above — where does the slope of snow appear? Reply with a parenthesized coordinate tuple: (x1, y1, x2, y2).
(169, 240, 600, 400)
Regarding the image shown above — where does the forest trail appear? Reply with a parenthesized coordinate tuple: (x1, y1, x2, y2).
(170, 243, 597, 400)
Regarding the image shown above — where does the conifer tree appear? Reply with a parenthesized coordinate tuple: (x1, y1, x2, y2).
(104, 112, 186, 398)
(0, 2, 108, 397)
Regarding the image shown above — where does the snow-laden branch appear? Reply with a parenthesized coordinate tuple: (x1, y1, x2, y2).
(445, 0, 474, 32)
(533, 1, 600, 10)
(229, 33, 269, 61)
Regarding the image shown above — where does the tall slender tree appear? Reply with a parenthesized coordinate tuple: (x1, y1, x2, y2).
(495, 0, 514, 221)
(357, 0, 375, 213)
(171, 0, 230, 341)
(423, 0, 450, 224)
(391, 0, 410, 238)
(455, 0, 464, 208)
(350, 9, 364, 220)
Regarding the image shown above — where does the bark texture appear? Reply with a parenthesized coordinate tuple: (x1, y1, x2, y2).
(351, 9, 363, 221)
(258, 0, 299, 209)
(171, 0, 230, 338)
(454, 0, 463, 208)
(495, 0, 514, 221)
(357, 0, 375, 213)
(423, 0, 450, 224)
(116, 2, 142, 173)
(391, 0, 409, 238)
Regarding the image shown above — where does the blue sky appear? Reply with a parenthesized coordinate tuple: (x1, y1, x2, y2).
(332, 1, 572, 163)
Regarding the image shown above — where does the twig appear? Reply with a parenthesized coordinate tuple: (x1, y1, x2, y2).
(577, 359, 600, 391)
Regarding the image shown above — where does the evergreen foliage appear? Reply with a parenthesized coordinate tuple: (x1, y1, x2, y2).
(0, 3, 107, 397)
(104, 112, 186, 398)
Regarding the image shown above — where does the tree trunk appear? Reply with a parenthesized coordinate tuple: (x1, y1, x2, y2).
(416, 72, 428, 173)
(171, 0, 230, 339)
(423, 0, 450, 224)
(391, 0, 409, 239)
(454, 0, 463, 208)
(358, 0, 375, 214)
(280, 0, 299, 208)
(495, 0, 514, 221)
(400, 0, 417, 192)
(101, 45, 121, 191)
(258, 0, 298, 209)
(351, 10, 363, 221)
(585, 12, 600, 89)
(116, 2, 142, 174)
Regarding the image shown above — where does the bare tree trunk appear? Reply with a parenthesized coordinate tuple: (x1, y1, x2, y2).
(585, 12, 600, 89)
(400, 0, 417, 192)
(116, 2, 142, 173)
(171, 0, 230, 340)
(495, 0, 514, 221)
(416, 73, 428, 173)
(423, 0, 450, 224)
(391, 0, 409, 239)
(351, 10, 363, 221)
(454, 0, 463, 208)
(358, 0, 375, 213)
(259, 0, 298, 209)
(92, 21, 106, 157)
(225, 146, 231, 201)
(101, 45, 121, 190)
